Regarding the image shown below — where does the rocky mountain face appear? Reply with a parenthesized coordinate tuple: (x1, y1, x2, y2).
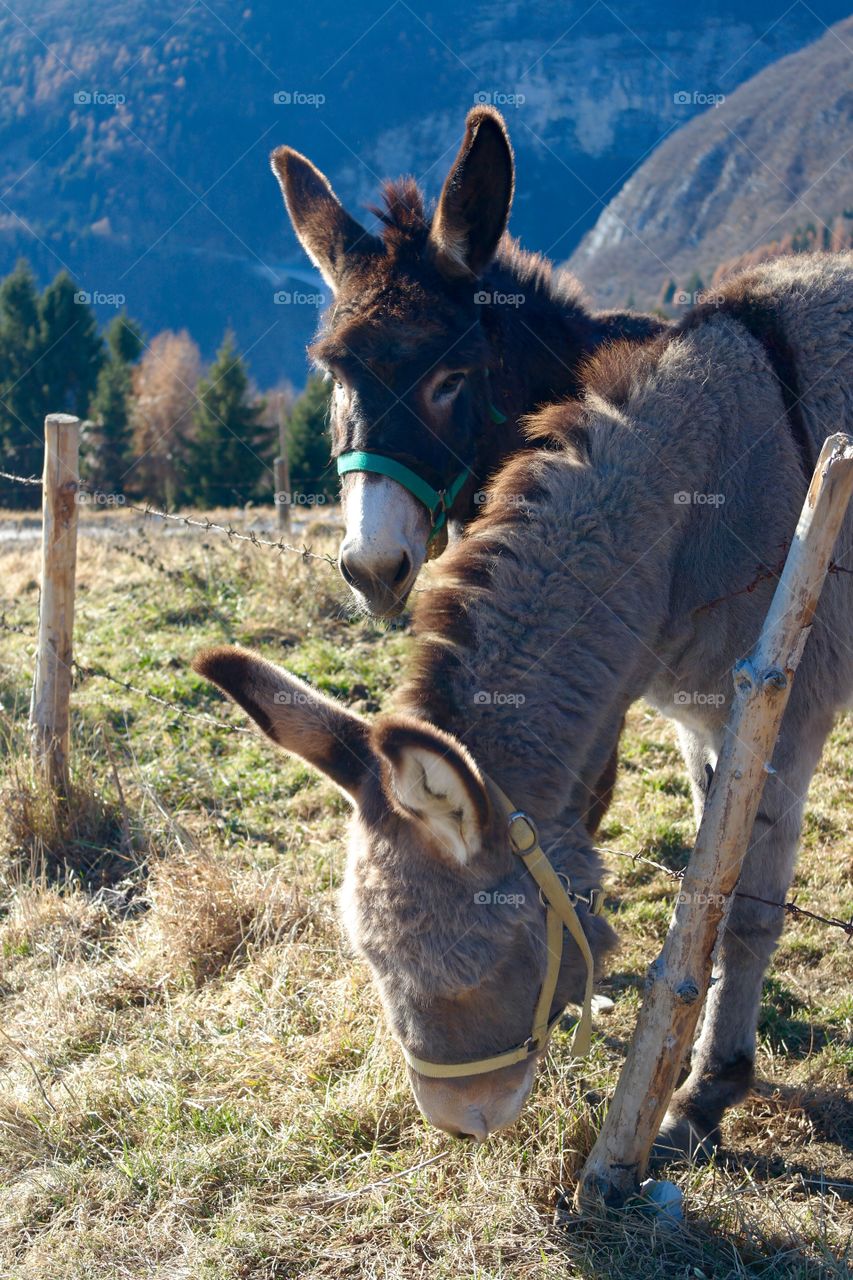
(0, 1, 849, 385)
(569, 16, 853, 310)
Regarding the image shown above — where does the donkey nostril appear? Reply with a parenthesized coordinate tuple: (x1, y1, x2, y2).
(454, 1109, 488, 1143)
(339, 545, 412, 597)
(392, 551, 412, 587)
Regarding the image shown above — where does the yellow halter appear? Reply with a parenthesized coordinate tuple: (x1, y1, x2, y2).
(398, 783, 605, 1079)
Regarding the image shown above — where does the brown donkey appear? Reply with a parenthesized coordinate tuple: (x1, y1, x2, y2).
(271, 106, 662, 618)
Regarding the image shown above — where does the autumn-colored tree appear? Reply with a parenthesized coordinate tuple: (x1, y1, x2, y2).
(129, 330, 201, 506)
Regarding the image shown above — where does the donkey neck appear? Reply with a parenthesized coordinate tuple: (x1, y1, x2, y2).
(482, 245, 601, 418)
(401, 401, 701, 828)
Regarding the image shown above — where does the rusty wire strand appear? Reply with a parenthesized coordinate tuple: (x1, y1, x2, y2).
(601, 846, 853, 939)
(71, 660, 255, 736)
(0, 471, 337, 567)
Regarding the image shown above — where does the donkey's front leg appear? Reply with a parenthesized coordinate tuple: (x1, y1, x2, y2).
(655, 712, 831, 1161)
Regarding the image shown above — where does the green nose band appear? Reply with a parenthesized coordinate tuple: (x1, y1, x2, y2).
(336, 452, 472, 541)
(335, 404, 507, 540)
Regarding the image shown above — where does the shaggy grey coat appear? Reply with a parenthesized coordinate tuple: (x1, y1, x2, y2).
(397, 251, 853, 1149)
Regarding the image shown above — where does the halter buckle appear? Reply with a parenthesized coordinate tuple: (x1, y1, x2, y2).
(507, 810, 538, 855)
(539, 871, 572, 909)
(588, 887, 606, 917)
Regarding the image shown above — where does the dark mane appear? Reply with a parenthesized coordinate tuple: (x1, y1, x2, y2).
(495, 235, 590, 314)
(398, 452, 555, 726)
(368, 178, 430, 254)
(365, 182, 594, 325)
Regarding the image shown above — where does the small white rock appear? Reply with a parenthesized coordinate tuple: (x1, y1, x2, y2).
(639, 1178, 683, 1224)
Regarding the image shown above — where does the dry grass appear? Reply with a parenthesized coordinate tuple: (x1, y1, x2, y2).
(0, 511, 850, 1279)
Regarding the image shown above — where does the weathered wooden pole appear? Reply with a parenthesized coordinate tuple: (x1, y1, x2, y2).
(29, 414, 80, 792)
(275, 398, 291, 534)
(577, 432, 853, 1211)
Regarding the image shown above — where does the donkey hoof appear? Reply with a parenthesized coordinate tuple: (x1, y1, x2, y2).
(652, 1108, 720, 1164)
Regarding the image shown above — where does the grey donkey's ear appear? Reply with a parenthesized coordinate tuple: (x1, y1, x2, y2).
(270, 146, 382, 291)
(371, 715, 492, 867)
(428, 105, 514, 280)
(192, 646, 374, 802)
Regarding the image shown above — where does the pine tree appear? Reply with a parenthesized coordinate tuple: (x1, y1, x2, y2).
(39, 271, 104, 417)
(85, 314, 145, 493)
(0, 260, 46, 505)
(285, 374, 335, 501)
(106, 310, 144, 365)
(185, 333, 267, 508)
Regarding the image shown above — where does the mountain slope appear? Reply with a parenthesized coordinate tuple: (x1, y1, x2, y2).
(569, 16, 853, 310)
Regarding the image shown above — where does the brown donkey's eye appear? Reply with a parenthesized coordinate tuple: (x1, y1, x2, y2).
(434, 372, 466, 402)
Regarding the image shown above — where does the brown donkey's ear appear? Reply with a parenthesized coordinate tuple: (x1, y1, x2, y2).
(193, 646, 373, 802)
(428, 105, 514, 280)
(372, 715, 491, 866)
(270, 146, 381, 291)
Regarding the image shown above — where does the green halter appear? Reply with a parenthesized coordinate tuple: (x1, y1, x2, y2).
(336, 402, 507, 542)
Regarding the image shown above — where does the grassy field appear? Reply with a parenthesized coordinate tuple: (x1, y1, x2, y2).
(0, 510, 851, 1279)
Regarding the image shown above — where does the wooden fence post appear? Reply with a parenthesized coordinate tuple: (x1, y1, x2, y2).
(29, 414, 80, 792)
(275, 401, 291, 535)
(577, 432, 853, 1211)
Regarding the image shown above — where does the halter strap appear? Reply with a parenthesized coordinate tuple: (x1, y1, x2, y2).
(336, 452, 470, 542)
(335, 402, 507, 542)
(398, 781, 603, 1079)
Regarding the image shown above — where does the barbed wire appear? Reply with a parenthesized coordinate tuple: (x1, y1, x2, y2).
(0, 470, 338, 567)
(71, 659, 255, 736)
(5, 467, 853, 587)
(118, 501, 337, 566)
(601, 846, 853, 939)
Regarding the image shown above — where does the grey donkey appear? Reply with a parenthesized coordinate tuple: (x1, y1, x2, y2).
(193, 253, 853, 1156)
